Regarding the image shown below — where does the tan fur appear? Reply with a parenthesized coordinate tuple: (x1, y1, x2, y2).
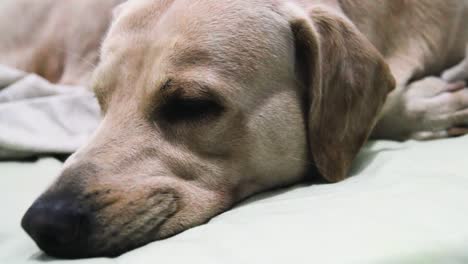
(3, 0, 467, 257)
(0, 0, 124, 85)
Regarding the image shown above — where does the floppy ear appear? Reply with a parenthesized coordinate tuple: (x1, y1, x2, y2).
(287, 5, 395, 182)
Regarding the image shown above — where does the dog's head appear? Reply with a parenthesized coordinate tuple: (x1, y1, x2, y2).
(22, 0, 394, 258)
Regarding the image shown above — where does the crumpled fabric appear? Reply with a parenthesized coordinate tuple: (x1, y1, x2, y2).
(0, 65, 100, 159)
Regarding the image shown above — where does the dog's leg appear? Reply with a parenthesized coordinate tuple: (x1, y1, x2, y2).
(372, 61, 468, 141)
(404, 77, 467, 140)
(442, 46, 468, 83)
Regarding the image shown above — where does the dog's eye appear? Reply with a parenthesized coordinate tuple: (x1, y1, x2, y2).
(161, 97, 224, 122)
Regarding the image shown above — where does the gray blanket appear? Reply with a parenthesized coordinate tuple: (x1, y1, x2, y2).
(0, 65, 100, 159)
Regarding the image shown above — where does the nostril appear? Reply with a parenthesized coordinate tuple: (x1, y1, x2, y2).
(21, 196, 90, 256)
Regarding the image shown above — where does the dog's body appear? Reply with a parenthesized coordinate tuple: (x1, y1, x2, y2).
(2, 0, 467, 258)
(2, 0, 467, 139)
(0, 0, 123, 85)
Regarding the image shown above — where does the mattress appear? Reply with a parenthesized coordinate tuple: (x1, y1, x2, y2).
(1, 136, 468, 264)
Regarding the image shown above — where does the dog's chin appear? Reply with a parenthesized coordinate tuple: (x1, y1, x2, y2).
(104, 225, 187, 258)
(84, 207, 181, 258)
(82, 205, 226, 258)
(84, 236, 165, 259)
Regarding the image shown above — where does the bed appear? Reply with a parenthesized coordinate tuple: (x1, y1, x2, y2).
(1, 135, 468, 264)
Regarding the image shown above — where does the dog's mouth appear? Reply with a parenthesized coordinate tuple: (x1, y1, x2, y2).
(22, 188, 180, 259)
(89, 189, 180, 257)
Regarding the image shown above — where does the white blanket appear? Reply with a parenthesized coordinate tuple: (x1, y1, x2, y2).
(0, 65, 100, 159)
(1, 136, 468, 264)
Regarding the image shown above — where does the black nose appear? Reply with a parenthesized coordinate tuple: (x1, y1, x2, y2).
(21, 194, 90, 258)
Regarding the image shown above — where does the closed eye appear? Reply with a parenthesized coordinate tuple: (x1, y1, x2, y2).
(160, 97, 224, 123)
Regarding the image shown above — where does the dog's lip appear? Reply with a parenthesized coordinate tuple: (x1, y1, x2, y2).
(40, 198, 178, 259)
(86, 189, 180, 257)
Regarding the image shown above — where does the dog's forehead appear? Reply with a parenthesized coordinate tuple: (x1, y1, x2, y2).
(105, 0, 288, 60)
(112, 0, 280, 30)
(96, 0, 292, 103)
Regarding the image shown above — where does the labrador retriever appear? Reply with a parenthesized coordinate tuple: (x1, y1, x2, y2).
(2, 0, 467, 258)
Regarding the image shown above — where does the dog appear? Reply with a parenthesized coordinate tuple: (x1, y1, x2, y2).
(2, 0, 466, 258)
